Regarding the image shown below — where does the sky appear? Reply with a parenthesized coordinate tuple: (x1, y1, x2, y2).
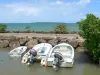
(0, 0, 100, 23)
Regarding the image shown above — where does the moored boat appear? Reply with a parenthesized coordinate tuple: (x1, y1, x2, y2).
(41, 43, 74, 67)
(8, 46, 27, 57)
(21, 43, 52, 64)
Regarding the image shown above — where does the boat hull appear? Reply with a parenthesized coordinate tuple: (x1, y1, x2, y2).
(8, 46, 27, 57)
(41, 43, 74, 68)
(21, 43, 52, 64)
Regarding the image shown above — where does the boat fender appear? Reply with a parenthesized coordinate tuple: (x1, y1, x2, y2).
(40, 60, 45, 66)
(44, 61, 48, 67)
(53, 65, 56, 69)
(22, 58, 27, 64)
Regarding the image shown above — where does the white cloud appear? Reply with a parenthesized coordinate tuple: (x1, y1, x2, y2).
(14, 7, 39, 16)
(50, 0, 91, 6)
(55, 0, 64, 5)
(77, 0, 91, 5)
(0, 0, 91, 23)
(5, 3, 40, 17)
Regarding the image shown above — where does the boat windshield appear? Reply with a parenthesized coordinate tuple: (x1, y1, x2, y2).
(51, 45, 72, 58)
(38, 47, 46, 53)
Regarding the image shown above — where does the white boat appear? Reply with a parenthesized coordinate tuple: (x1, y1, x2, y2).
(41, 43, 74, 67)
(21, 43, 52, 64)
(8, 46, 27, 57)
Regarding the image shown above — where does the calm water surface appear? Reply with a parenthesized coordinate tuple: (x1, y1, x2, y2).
(5, 23, 79, 32)
(0, 48, 100, 75)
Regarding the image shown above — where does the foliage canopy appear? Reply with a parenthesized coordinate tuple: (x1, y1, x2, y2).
(25, 26, 31, 32)
(0, 24, 7, 32)
(54, 23, 68, 33)
(77, 14, 100, 62)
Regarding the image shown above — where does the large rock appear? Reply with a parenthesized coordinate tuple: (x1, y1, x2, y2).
(3, 40, 9, 48)
(67, 38, 78, 48)
(77, 39, 84, 47)
(48, 39, 57, 46)
(19, 37, 29, 46)
(37, 38, 46, 43)
(0, 36, 7, 40)
(0, 40, 4, 48)
(26, 39, 37, 49)
(43, 37, 52, 43)
(0, 36, 16, 41)
(9, 40, 20, 48)
(0, 40, 9, 48)
(60, 38, 68, 43)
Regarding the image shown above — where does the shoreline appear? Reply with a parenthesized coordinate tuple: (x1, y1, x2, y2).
(0, 32, 80, 38)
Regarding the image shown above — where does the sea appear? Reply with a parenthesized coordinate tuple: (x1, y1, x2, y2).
(3, 22, 79, 32)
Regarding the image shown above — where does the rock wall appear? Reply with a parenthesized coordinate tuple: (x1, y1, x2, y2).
(0, 35, 84, 49)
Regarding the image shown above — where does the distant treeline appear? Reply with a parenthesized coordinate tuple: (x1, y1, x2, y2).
(0, 23, 78, 34)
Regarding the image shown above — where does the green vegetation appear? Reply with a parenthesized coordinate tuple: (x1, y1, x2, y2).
(53, 23, 68, 33)
(77, 14, 100, 62)
(25, 26, 31, 32)
(0, 24, 7, 32)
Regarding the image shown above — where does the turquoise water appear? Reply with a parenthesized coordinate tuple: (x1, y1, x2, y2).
(3, 23, 79, 32)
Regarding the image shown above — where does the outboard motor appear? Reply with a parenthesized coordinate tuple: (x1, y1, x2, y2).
(28, 49, 37, 65)
(53, 53, 63, 70)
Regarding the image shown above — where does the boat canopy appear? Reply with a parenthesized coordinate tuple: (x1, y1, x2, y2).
(48, 43, 74, 59)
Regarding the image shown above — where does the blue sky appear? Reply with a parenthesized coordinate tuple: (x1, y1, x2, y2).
(0, 0, 99, 23)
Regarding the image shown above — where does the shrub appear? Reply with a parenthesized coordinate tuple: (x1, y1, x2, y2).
(77, 14, 100, 62)
(25, 26, 31, 32)
(0, 24, 7, 32)
(53, 23, 68, 33)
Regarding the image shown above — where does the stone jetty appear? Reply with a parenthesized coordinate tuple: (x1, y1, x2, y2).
(0, 33, 84, 49)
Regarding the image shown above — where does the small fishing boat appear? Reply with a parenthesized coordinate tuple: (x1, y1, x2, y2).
(41, 43, 74, 67)
(8, 46, 27, 57)
(21, 43, 52, 64)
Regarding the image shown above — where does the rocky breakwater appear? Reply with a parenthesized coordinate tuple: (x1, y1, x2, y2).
(0, 34, 85, 50)
(0, 36, 36, 49)
(37, 36, 85, 49)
